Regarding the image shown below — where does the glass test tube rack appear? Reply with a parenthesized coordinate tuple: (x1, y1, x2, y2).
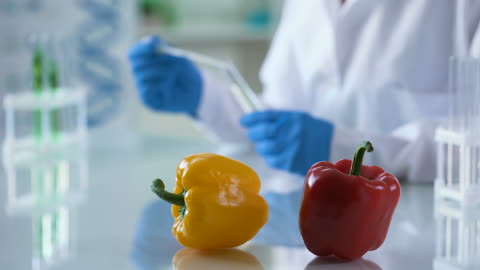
(435, 57, 480, 207)
(434, 198, 480, 270)
(3, 87, 87, 160)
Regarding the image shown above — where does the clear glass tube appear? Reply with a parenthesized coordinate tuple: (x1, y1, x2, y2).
(158, 45, 262, 113)
(449, 57, 480, 134)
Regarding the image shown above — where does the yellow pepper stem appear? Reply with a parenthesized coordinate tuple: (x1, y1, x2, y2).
(151, 179, 186, 207)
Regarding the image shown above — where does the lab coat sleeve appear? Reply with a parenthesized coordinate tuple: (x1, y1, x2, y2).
(330, 121, 441, 183)
(194, 69, 248, 143)
(326, 81, 449, 183)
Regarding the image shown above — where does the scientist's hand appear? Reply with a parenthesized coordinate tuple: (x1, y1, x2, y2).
(128, 36, 202, 117)
(240, 110, 334, 176)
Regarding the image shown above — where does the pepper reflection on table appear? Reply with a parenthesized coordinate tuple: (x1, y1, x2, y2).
(305, 256, 381, 270)
(173, 248, 264, 270)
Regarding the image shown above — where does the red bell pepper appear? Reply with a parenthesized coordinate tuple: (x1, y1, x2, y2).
(299, 141, 401, 260)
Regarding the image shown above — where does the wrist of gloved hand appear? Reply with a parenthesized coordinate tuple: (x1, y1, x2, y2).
(240, 110, 334, 176)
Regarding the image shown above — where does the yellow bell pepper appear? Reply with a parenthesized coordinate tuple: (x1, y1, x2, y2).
(151, 153, 269, 249)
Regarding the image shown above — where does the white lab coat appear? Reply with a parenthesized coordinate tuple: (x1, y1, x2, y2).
(196, 0, 480, 183)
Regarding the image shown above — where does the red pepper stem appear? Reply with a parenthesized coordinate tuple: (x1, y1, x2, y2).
(151, 179, 186, 207)
(349, 141, 374, 176)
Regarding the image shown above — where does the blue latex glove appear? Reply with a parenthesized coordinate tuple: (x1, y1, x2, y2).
(128, 36, 203, 117)
(240, 110, 334, 176)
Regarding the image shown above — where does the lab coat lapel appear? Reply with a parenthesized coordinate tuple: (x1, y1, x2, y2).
(339, 0, 361, 15)
(323, 0, 364, 21)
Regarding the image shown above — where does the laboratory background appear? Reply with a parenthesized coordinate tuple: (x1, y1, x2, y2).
(1, 1, 480, 270)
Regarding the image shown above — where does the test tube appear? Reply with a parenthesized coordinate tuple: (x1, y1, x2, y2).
(447, 57, 480, 189)
(32, 46, 44, 143)
(157, 45, 262, 113)
(48, 59, 60, 141)
(450, 57, 480, 134)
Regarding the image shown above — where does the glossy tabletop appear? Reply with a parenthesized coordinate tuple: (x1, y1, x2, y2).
(0, 135, 470, 270)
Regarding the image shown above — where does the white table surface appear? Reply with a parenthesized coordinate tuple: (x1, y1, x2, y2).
(0, 135, 465, 270)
